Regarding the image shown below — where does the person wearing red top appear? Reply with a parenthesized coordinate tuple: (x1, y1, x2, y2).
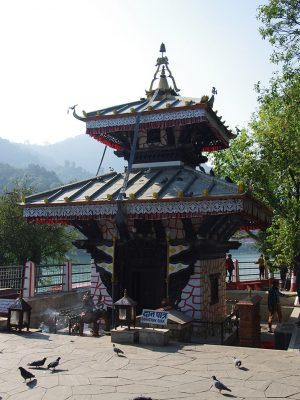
(225, 254, 235, 282)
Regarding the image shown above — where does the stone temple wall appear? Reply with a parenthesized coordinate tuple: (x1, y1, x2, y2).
(177, 258, 226, 322)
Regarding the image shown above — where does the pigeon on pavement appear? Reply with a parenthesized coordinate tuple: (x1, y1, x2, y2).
(233, 356, 242, 368)
(18, 367, 35, 382)
(27, 357, 47, 368)
(133, 397, 152, 400)
(47, 357, 61, 371)
(212, 376, 231, 393)
(113, 344, 124, 356)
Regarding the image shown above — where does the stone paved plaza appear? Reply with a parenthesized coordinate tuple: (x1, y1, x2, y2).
(1, 331, 300, 400)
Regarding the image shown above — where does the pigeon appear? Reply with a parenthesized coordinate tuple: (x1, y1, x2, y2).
(113, 344, 124, 356)
(212, 376, 231, 393)
(233, 356, 242, 368)
(133, 397, 152, 400)
(47, 357, 61, 371)
(18, 367, 35, 382)
(27, 357, 47, 368)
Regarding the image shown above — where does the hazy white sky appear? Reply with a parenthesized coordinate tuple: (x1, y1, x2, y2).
(0, 0, 275, 145)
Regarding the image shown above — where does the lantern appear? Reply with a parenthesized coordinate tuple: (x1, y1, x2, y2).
(7, 296, 32, 332)
(113, 289, 137, 330)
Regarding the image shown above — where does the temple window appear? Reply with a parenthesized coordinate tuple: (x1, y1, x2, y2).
(166, 127, 175, 145)
(147, 128, 161, 143)
(209, 273, 220, 305)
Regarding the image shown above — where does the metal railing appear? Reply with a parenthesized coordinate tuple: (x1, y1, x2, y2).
(236, 261, 280, 281)
(35, 264, 64, 293)
(35, 263, 91, 293)
(71, 263, 91, 289)
(193, 310, 239, 345)
(0, 265, 24, 290)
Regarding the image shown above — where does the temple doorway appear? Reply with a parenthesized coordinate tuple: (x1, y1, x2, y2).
(115, 239, 166, 313)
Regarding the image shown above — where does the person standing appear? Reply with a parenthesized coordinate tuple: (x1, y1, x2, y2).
(279, 265, 288, 289)
(225, 254, 235, 283)
(294, 255, 300, 326)
(255, 254, 265, 280)
(267, 280, 285, 333)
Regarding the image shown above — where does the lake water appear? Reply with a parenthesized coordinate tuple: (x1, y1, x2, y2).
(229, 241, 279, 281)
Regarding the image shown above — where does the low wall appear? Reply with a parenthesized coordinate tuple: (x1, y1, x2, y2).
(226, 290, 296, 323)
(27, 289, 87, 328)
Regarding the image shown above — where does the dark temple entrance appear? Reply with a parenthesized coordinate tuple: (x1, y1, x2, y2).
(115, 239, 166, 313)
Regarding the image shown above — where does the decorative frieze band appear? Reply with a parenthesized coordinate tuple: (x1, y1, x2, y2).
(23, 199, 244, 219)
(86, 109, 207, 130)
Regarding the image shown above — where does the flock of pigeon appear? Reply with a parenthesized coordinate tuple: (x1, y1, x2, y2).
(18, 345, 125, 383)
(18, 344, 242, 395)
(18, 357, 61, 382)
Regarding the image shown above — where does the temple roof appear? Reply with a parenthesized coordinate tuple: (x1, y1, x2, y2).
(71, 44, 235, 152)
(23, 164, 271, 229)
(78, 95, 220, 119)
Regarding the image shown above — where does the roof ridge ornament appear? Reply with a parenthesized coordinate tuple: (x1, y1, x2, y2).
(147, 43, 180, 98)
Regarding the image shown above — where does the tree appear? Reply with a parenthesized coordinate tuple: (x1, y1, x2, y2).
(257, 0, 300, 66)
(0, 188, 77, 265)
(211, 71, 300, 268)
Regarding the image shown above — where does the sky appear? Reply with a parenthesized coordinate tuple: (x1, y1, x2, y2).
(0, 0, 276, 145)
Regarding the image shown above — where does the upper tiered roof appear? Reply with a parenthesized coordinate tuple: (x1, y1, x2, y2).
(72, 44, 235, 154)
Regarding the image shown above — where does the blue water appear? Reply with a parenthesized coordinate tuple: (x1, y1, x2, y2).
(229, 241, 279, 281)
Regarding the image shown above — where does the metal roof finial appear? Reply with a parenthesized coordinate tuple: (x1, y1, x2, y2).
(147, 43, 180, 97)
(160, 42, 166, 55)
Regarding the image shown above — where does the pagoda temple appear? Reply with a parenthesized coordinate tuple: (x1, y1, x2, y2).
(23, 44, 271, 323)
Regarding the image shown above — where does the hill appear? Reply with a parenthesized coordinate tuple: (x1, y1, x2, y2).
(19, 135, 126, 174)
(0, 163, 62, 194)
(0, 135, 126, 185)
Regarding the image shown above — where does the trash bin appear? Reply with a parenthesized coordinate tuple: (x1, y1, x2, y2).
(274, 323, 293, 350)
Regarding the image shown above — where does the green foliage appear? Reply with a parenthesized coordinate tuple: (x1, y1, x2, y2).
(0, 163, 61, 194)
(0, 187, 77, 265)
(257, 0, 300, 66)
(212, 70, 300, 269)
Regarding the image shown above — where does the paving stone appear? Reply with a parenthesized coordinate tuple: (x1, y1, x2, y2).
(117, 383, 169, 394)
(89, 377, 132, 386)
(265, 382, 300, 398)
(35, 374, 59, 388)
(6, 387, 46, 400)
(72, 385, 115, 395)
(58, 374, 90, 386)
(42, 385, 72, 400)
(0, 332, 299, 399)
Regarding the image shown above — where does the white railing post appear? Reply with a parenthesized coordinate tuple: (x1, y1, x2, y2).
(63, 258, 72, 292)
(233, 259, 240, 282)
(23, 261, 35, 299)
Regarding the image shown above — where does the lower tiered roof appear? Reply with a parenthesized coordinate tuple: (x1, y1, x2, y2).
(23, 163, 271, 229)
